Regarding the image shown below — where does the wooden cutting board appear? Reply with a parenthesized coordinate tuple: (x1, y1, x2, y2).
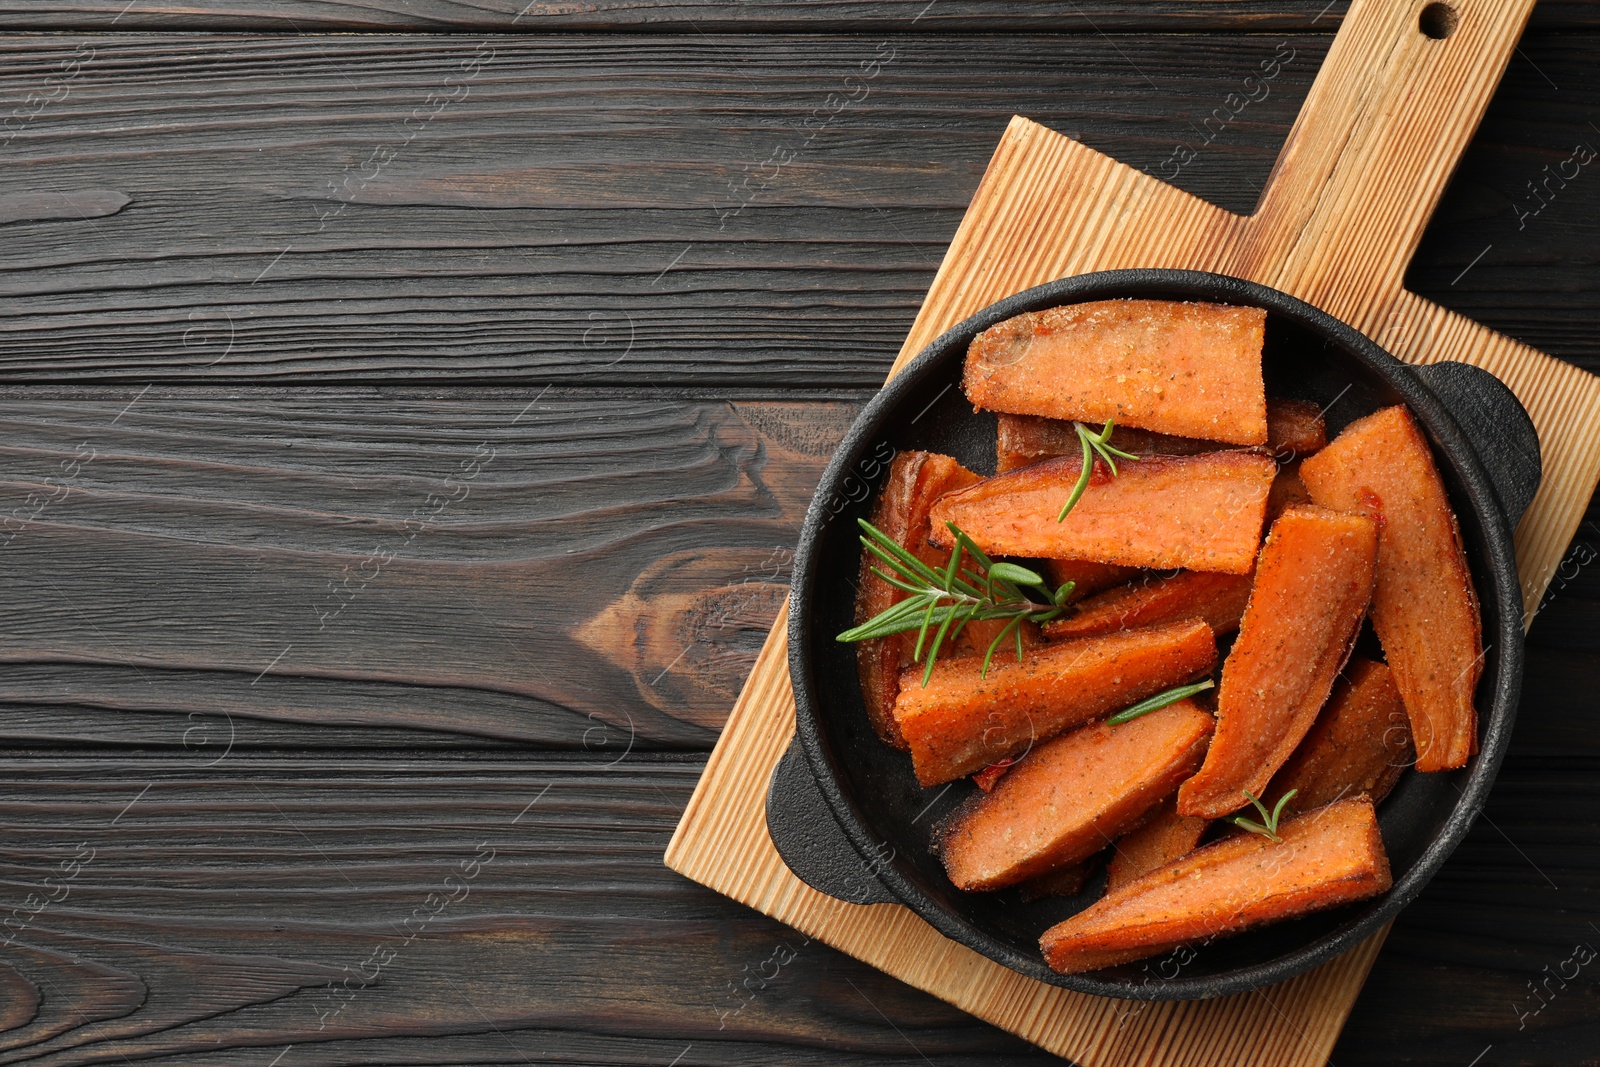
(666, 0, 1600, 1061)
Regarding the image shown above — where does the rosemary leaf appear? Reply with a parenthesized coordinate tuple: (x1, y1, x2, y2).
(950, 523, 996, 570)
(1229, 788, 1298, 843)
(839, 519, 1068, 685)
(1105, 679, 1216, 725)
(1055, 418, 1139, 522)
(859, 518, 944, 584)
(1055, 445, 1097, 522)
(988, 561, 1044, 588)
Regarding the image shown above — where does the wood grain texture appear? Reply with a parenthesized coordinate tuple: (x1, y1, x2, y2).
(893, 21, 1598, 622)
(0, 723, 1591, 1067)
(0, 5, 1591, 1065)
(0, 390, 859, 752)
(0, 0, 1595, 32)
(668, 0, 1600, 1061)
(0, 32, 1594, 384)
(0, 757, 1079, 1067)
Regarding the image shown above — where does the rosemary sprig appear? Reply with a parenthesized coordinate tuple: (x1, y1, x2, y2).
(1105, 679, 1216, 725)
(1229, 788, 1298, 843)
(1056, 419, 1141, 522)
(838, 518, 1075, 685)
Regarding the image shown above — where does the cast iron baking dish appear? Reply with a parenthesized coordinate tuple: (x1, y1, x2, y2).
(769, 268, 1542, 1000)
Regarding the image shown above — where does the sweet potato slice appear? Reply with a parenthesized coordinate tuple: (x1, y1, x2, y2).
(1105, 799, 1210, 893)
(1266, 461, 1313, 519)
(927, 450, 1275, 574)
(965, 299, 1268, 445)
(1299, 405, 1483, 771)
(1042, 558, 1143, 601)
(995, 412, 1211, 472)
(896, 619, 1217, 787)
(1018, 860, 1097, 902)
(994, 399, 1323, 474)
(1039, 796, 1391, 974)
(995, 414, 1084, 474)
(854, 451, 982, 747)
(1042, 569, 1254, 642)
(1267, 398, 1328, 457)
(1177, 505, 1378, 819)
(1266, 657, 1413, 818)
(938, 701, 1214, 891)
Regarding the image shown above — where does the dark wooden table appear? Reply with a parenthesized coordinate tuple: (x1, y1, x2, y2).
(0, 3, 1596, 1064)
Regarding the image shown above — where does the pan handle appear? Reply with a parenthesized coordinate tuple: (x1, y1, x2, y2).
(1414, 361, 1543, 527)
(765, 739, 897, 906)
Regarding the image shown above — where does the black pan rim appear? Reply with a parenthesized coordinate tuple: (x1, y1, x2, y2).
(787, 267, 1525, 1000)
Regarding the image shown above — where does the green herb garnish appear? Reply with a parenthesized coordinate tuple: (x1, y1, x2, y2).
(1229, 788, 1298, 843)
(1106, 679, 1216, 725)
(1056, 419, 1140, 522)
(838, 518, 1075, 685)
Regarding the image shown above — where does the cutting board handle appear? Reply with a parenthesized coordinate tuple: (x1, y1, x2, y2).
(1238, 0, 1538, 307)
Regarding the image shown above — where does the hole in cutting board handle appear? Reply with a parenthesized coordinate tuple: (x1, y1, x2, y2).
(1419, 2, 1459, 39)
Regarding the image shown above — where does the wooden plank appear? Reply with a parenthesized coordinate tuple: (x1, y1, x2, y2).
(0, 738, 1592, 1066)
(0, 1, 1592, 32)
(668, 0, 1600, 1060)
(0, 389, 859, 751)
(0, 756, 1068, 1066)
(0, 33, 1594, 384)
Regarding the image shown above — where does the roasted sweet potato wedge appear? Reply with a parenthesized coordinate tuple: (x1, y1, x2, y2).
(1105, 799, 1210, 893)
(995, 414, 1085, 473)
(1266, 461, 1313, 519)
(1018, 860, 1097, 903)
(1267, 399, 1328, 457)
(938, 700, 1215, 891)
(927, 450, 1275, 574)
(854, 451, 982, 748)
(1267, 657, 1413, 818)
(1300, 405, 1483, 771)
(995, 412, 1210, 472)
(1042, 569, 1254, 642)
(1177, 505, 1378, 819)
(1039, 796, 1392, 974)
(1042, 558, 1143, 601)
(896, 619, 1218, 786)
(994, 399, 1324, 474)
(971, 757, 1015, 793)
(965, 300, 1268, 445)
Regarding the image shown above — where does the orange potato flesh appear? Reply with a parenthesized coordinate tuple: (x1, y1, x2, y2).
(1043, 558, 1144, 601)
(1177, 505, 1378, 819)
(994, 399, 1323, 474)
(1266, 657, 1414, 818)
(1042, 569, 1254, 642)
(1299, 405, 1483, 771)
(1105, 799, 1210, 893)
(965, 299, 1268, 445)
(854, 451, 982, 748)
(927, 450, 1276, 574)
(938, 701, 1215, 891)
(896, 619, 1218, 787)
(1039, 796, 1392, 974)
